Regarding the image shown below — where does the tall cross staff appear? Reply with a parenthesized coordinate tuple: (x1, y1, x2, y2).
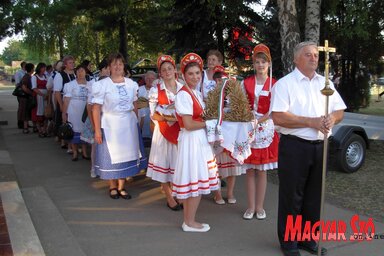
(317, 40, 336, 256)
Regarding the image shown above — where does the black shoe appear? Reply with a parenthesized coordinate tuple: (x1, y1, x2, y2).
(118, 189, 132, 200)
(298, 243, 327, 255)
(109, 188, 120, 199)
(167, 202, 182, 211)
(281, 248, 301, 256)
(72, 156, 78, 161)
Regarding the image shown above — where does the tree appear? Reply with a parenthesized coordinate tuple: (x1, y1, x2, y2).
(0, 0, 26, 41)
(76, 0, 166, 62)
(324, 0, 384, 111)
(0, 40, 26, 65)
(219, 0, 263, 68)
(257, 2, 283, 78)
(168, 0, 262, 62)
(9, 0, 80, 59)
(305, 0, 322, 43)
(276, 0, 301, 74)
(168, 0, 217, 60)
(0, 39, 53, 65)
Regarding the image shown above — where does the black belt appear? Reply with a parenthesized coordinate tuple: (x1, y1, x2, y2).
(282, 134, 323, 144)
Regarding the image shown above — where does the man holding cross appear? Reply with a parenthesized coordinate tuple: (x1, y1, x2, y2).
(271, 41, 346, 256)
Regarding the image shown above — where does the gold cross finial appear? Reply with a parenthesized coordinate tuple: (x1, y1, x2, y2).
(318, 40, 336, 54)
(318, 40, 336, 96)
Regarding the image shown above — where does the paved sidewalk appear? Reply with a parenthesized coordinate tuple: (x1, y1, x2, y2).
(0, 88, 383, 256)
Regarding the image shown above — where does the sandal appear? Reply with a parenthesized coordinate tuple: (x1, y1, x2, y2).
(118, 189, 132, 200)
(109, 188, 120, 199)
(23, 129, 30, 134)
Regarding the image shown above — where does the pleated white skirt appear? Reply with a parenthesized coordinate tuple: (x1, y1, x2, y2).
(216, 151, 246, 178)
(146, 124, 178, 183)
(172, 128, 219, 199)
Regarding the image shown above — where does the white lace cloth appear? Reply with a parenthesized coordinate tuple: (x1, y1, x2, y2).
(251, 119, 275, 149)
(206, 119, 223, 143)
(206, 120, 256, 164)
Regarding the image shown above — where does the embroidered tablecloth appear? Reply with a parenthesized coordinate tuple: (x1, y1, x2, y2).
(206, 120, 256, 164)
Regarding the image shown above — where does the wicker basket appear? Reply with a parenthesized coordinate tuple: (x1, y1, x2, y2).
(137, 97, 149, 109)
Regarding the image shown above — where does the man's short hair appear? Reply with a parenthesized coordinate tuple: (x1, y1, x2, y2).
(62, 55, 75, 65)
(293, 41, 317, 60)
(25, 63, 34, 73)
(145, 70, 156, 78)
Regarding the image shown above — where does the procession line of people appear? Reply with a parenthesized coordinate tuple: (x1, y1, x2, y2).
(14, 41, 347, 256)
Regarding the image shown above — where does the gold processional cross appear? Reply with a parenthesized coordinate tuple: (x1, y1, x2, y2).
(318, 40, 336, 96)
(317, 40, 337, 256)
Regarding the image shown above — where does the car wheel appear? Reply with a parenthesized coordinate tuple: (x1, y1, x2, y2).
(337, 134, 366, 173)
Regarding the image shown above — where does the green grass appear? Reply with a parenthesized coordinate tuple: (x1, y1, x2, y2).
(358, 93, 384, 116)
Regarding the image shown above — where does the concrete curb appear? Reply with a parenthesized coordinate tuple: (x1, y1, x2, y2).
(0, 181, 45, 256)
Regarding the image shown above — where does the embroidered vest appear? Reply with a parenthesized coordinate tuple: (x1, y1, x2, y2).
(176, 86, 204, 128)
(243, 75, 276, 115)
(156, 84, 180, 145)
(59, 71, 76, 93)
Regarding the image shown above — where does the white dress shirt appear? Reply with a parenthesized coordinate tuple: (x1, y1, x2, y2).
(271, 68, 347, 140)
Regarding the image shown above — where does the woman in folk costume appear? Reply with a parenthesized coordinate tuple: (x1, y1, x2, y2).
(81, 58, 110, 178)
(241, 44, 279, 220)
(211, 65, 245, 205)
(62, 65, 90, 161)
(173, 53, 219, 232)
(146, 55, 183, 211)
(197, 49, 224, 101)
(31, 62, 48, 137)
(92, 53, 147, 200)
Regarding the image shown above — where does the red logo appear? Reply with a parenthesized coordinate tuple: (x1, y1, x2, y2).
(284, 214, 378, 242)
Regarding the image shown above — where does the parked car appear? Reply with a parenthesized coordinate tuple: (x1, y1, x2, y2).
(130, 58, 157, 86)
(375, 77, 384, 86)
(131, 58, 157, 76)
(330, 125, 369, 173)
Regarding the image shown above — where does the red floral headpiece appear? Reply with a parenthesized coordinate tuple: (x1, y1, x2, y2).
(213, 65, 228, 78)
(180, 53, 203, 74)
(157, 55, 176, 71)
